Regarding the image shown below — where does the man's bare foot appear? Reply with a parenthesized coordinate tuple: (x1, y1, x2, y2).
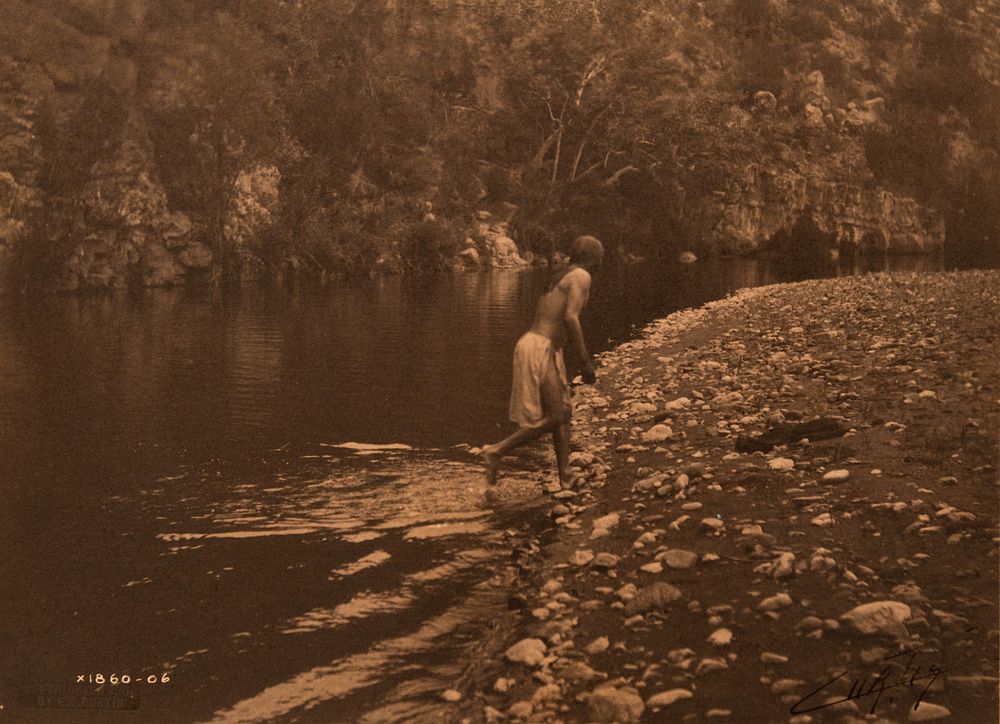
(560, 473, 584, 490)
(480, 445, 500, 485)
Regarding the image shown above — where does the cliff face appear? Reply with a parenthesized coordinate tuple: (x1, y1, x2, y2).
(0, 0, 994, 290)
(0, 0, 218, 290)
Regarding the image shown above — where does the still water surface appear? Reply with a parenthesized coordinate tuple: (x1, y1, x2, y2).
(0, 254, 946, 722)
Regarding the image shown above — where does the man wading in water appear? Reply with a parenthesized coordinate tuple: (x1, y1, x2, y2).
(481, 235, 604, 487)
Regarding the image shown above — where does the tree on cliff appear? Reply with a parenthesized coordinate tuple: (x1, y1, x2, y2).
(142, 5, 295, 275)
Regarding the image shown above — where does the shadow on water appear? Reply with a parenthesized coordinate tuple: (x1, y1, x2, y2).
(0, 252, 970, 721)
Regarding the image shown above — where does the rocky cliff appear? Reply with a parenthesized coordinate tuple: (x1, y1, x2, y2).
(0, 0, 994, 290)
(0, 0, 219, 290)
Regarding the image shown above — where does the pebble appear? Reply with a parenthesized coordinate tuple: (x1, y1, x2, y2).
(572, 549, 595, 566)
(640, 561, 664, 573)
(624, 582, 683, 615)
(708, 628, 733, 646)
(586, 685, 645, 723)
(681, 501, 703, 511)
(768, 457, 795, 471)
(701, 517, 725, 533)
(593, 513, 621, 530)
(585, 636, 610, 654)
(592, 552, 620, 569)
(642, 424, 673, 443)
(757, 593, 793, 612)
(505, 638, 547, 667)
(822, 469, 850, 482)
(441, 688, 462, 702)
(770, 678, 805, 695)
(908, 702, 951, 720)
(507, 701, 533, 719)
(646, 688, 694, 707)
(658, 549, 699, 569)
(760, 652, 789, 664)
(810, 512, 834, 526)
(840, 600, 911, 637)
(695, 657, 728, 675)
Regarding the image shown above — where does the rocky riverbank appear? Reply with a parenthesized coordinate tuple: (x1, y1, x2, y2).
(457, 270, 999, 723)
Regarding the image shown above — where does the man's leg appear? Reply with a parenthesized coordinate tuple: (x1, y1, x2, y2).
(482, 364, 565, 484)
(539, 370, 573, 487)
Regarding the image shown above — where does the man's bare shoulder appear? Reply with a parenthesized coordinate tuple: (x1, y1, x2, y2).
(558, 266, 592, 290)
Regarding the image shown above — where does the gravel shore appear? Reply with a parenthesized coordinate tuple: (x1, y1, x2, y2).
(459, 270, 999, 723)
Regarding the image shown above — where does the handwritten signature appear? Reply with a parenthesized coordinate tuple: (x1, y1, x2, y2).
(791, 642, 949, 715)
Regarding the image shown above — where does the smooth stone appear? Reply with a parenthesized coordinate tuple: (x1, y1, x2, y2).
(758, 593, 793, 611)
(768, 457, 795, 471)
(908, 702, 951, 720)
(593, 513, 620, 530)
(586, 685, 645, 723)
(642, 424, 673, 443)
(659, 549, 699, 569)
(646, 688, 694, 707)
(822, 469, 850, 482)
(701, 517, 725, 532)
(585, 636, 610, 654)
(771, 679, 805, 695)
(624, 582, 683, 615)
(760, 652, 789, 664)
(592, 552, 620, 568)
(811, 513, 834, 526)
(505, 638, 547, 666)
(708, 628, 733, 646)
(840, 600, 911, 637)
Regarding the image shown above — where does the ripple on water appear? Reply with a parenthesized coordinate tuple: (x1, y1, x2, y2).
(137, 450, 542, 721)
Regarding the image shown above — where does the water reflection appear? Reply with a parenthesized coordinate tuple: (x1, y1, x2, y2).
(0, 253, 960, 722)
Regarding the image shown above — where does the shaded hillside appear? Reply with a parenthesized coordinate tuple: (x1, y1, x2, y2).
(0, 0, 996, 290)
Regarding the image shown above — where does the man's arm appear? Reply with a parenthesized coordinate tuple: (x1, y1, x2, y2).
(564, 269, 595, 383)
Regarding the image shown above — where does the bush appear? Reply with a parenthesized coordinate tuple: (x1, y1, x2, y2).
(786, 6, 833, 43)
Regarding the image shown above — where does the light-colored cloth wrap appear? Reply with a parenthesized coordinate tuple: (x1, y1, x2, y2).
(508, 331, 571, 427)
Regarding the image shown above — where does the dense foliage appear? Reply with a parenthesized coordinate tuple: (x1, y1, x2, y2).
(2, 0, 997, 285)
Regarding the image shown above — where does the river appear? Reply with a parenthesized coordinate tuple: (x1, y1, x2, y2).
(0, 253, 956, 722)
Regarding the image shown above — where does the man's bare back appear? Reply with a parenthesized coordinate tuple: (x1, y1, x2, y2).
(531, 266, 594, 380)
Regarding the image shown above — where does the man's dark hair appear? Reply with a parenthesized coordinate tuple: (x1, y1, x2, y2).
(569, 235, 604, 266)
